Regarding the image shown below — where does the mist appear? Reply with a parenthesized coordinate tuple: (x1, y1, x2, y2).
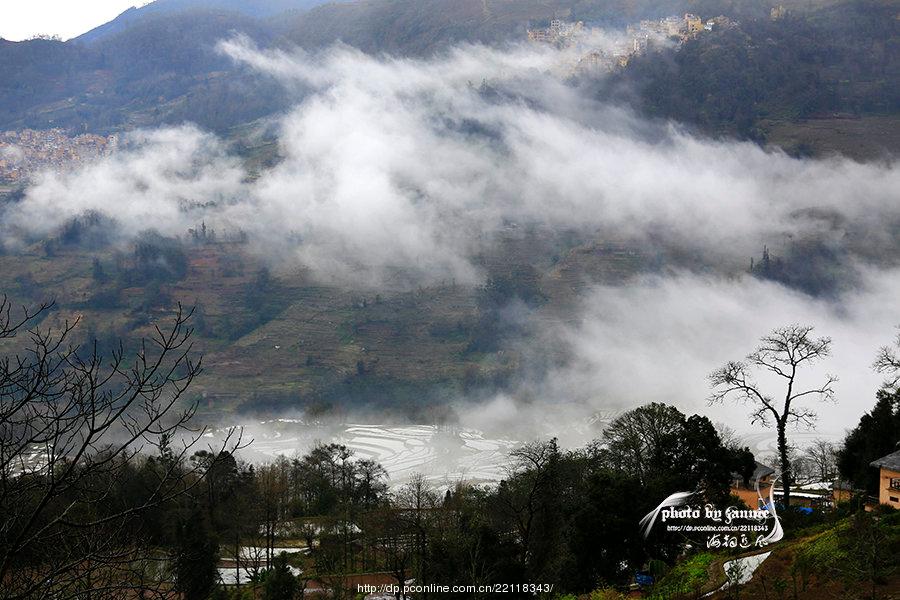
(481, 269, 898, 439)
(3, 33, 899, 465)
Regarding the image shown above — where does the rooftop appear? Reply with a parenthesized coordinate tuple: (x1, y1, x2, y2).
(870, 448, 900, 471)
(732, 461, 776, 486)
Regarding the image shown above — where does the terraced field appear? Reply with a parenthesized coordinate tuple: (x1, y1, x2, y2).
(209, 419, 522, 486)
(0, 225, 649, 420)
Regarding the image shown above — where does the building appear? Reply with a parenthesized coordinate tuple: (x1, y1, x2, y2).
(684, 13, 704, 35)
(870, 449, 900, 509)
(831, 479, 857, 504)
(576, 50, 609, 74)
(633, 34, 650, 53)
(527, 19, 586, 46)
(772, 488, 831, 509)
(527, 28, 552, 43)
(664, 15, 683, 36)
(731, 462, 775, 509)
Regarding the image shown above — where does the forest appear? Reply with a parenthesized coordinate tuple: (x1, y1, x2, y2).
(2, 294, 899, 600)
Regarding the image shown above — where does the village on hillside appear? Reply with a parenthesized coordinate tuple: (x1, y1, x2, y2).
(527, 12, 738, 75)
(0, 128, 118, 182)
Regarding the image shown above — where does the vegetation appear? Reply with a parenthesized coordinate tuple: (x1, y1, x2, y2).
(646, 552, 715, 600)
(612, 2, 900, 140)
(710, 324, 836, 507)
(0, 296, 243, 598)
(3, 288, 900, 598)
(838, 388, 900, 493)
(1, 0, 899, 596)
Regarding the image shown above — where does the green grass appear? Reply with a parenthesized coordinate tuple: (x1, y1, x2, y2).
(647, 552, 717, 600)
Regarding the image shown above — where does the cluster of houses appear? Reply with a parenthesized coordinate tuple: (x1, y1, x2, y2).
(0, 128, 118, 182)
(731, 449, 900, 511)
(526, 18, 587, 44)
(527, 13, 734, 76)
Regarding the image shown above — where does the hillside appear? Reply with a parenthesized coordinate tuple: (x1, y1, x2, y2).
(0, 0, 896, 158)
(74, 0, 331, 45)
(609, 0, 900, 140)
(0, 219, 649, 419)
(272, 0, 856, 54)
(0, 0, 898, 422)
(0, 9, 288, 133)
(638, 509, 900, 600)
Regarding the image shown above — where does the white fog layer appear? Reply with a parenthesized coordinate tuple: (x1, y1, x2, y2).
(4, 36, 898, 470)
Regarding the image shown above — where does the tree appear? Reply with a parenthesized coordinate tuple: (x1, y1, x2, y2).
(264, 553, 298, 600)
(599, 403, 753, 502)
(838, 388, 900, 493)
(709, 324, 837, 507)
(396, 473, 438, 591)
(836, 510, 896, 600)
(370, 506, 414, 600)
(600, 403, 685, 486)
(0, 295, 243, 599)
(91, 257, 108, 283)
(803, 439, 837, 483)
(874, 329, 900, 389)
(173, 505, 220, 600)
(496, 439, 561, 580)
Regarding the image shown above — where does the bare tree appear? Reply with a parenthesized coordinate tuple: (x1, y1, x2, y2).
(709, 324, 836, 507)
(714, 423, 744, 452)
(0, 295, 242, 599)
(874, 328, 900, 389)
(803, 439, 837, 484)
(497, 439, 560, 574)
(396, 473, 437, 593)
(368, 506, 413, 600)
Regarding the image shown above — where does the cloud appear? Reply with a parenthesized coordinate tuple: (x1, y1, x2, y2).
(2, 126, 244, 248)
(6, 37, 898, 288)
(480, 268, 900, 444)
(0, 145, 24, 162)
(216, 38, 900, 286)
(3, 35, 900, 443)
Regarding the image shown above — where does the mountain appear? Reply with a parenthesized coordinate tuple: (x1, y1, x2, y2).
(74, 0, 332, 45)
(271, 0, 840, 55)
(0, 9, 288, 133)
(0, 0, 895, 155)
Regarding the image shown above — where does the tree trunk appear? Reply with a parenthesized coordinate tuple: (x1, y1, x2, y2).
(235, 535, 241, 587)
(777, 421, 791, 508)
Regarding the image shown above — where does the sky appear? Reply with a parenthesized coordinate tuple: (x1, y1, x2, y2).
(0, 1, 151, 41)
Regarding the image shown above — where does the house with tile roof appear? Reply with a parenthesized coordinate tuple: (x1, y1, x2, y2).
(870, 449, 900, 509)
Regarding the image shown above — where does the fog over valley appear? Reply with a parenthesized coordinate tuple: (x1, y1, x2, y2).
(2, 33, 898, 474)
(5, 2, 900, 597)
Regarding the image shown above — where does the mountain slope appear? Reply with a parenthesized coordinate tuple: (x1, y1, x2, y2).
(74, 0, 332, 45)
(0, 9, 286, 132)
(271, 0, 841, 55)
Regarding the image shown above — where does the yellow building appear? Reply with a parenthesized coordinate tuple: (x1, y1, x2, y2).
(870, 449, 900, 508)
(831, 479, 855, 504)
(684, 14, 704, 34)
(730, 462, 775, 509)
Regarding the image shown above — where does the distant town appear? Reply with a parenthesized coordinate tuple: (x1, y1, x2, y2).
(0, 128, 118, 183)
(527, 12, 738, 76)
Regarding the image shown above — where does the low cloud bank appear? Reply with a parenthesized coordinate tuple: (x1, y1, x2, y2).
(454, 268, 898, 445)
(3, 35, 899, 441)
(5, 37, 897, 287)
